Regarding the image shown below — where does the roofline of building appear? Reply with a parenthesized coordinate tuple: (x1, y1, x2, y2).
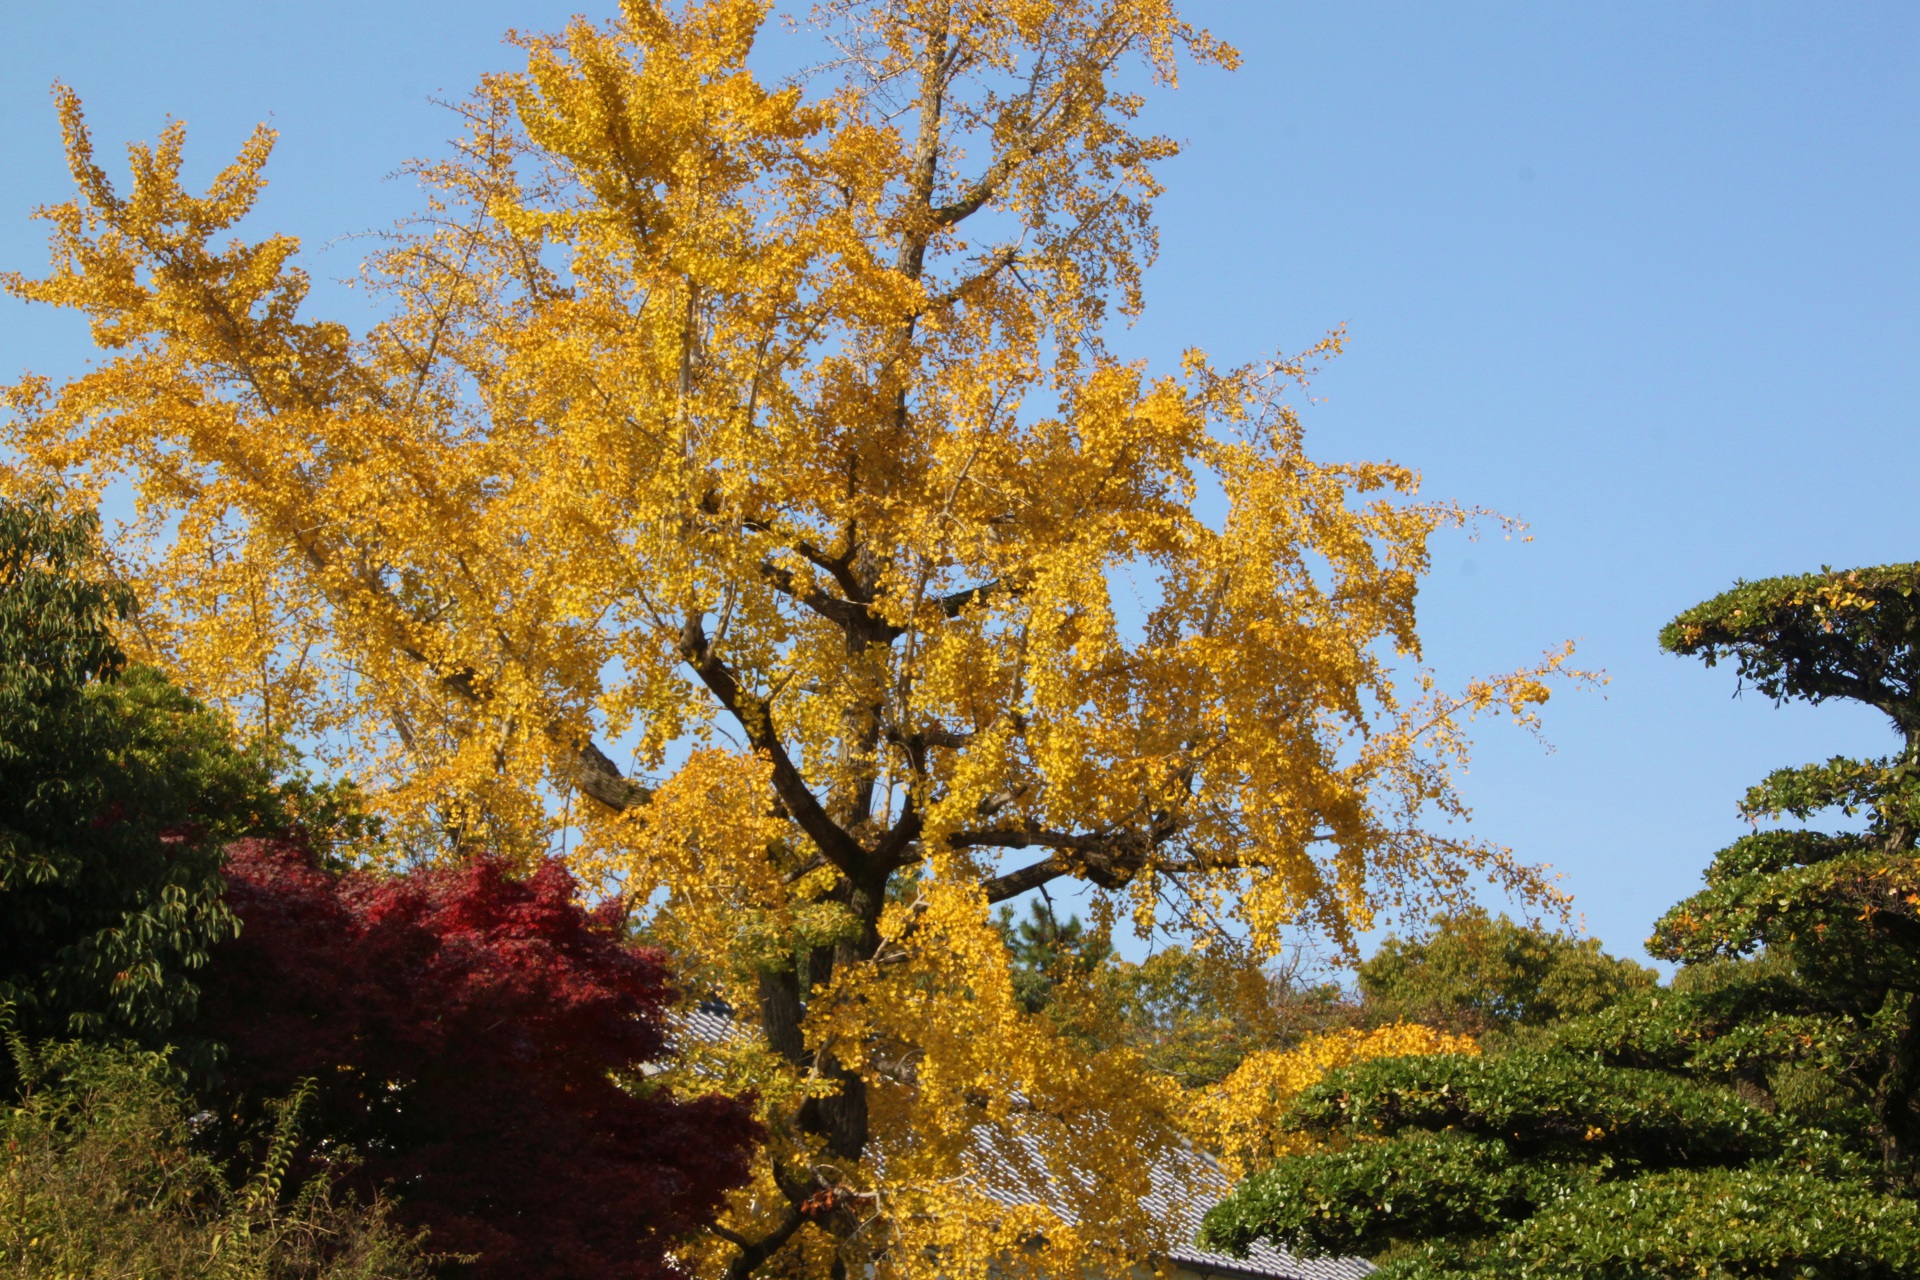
(1166, 1254, 1332, 1280)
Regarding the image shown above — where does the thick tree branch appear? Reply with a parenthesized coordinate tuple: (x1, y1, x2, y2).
(935, 577, 1004, 617)
(570, 739, 651, 811)
(677, 612, 869, 874)
(760, 555, 1005, 644)
(758, 559, 867, 630)
(793, 538, 872, 604)
(982, 853, 1071, 903)
(930, 155, 1019, 229)
(962, 824, 1166, 900)
(871, 804, 923, 868)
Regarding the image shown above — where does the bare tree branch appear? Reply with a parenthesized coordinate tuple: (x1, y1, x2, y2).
(981, 853, 1071, 903)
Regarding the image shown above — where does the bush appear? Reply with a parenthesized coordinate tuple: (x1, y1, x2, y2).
(0, 1034, 426, 1280)
(194, 840, 760, 1280)
(1501, 1167, 1920, 1280)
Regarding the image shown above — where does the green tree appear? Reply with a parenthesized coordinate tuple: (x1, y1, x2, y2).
(995, 900, 1358, 1087)
(993, 898, 1114, 1014)
(1653, 562, 1920, 1179)
(1200, 562, 1920, 1277)
(1096, 948, 1357, 1088)
(1357, 907, 1656, 1036)
(0, 496, 288, 1043)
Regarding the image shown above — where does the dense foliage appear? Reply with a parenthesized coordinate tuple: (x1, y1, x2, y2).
(0, 1034, 427, 1280)
(0, 495, 281, 1044)
(1202, 561, 1920, 1277)
(195, 839, 760, 1280)
(0, 5, 1579, 1276)
(1357, 907, 1656, 1035)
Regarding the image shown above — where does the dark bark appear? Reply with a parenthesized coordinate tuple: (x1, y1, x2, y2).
(677, 612, 872, 876)
(718, 1208, 806, 1280)
(569, 738, 651, 811)
(1875, 990, 1920, 1186)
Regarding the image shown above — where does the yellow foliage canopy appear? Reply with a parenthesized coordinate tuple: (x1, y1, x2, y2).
(2, 3, 1576, 1278)
(1187, 1024, 1481, 1179)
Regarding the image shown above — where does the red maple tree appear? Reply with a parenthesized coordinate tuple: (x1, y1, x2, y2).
(197, 838, 758, 1280)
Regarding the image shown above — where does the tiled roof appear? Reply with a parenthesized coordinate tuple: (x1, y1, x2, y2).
(1150, 1159, 1375, 1280)
(669, 1004, 1373, 1280)
(674, 1002, 745, 1050)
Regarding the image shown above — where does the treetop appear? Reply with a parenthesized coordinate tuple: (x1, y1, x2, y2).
(1661, 562, 1920, 733)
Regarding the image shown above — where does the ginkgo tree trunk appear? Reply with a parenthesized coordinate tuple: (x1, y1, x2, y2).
(2, 3, 1574, 1278)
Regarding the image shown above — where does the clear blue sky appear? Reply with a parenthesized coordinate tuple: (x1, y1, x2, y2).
(4, 2, 1916, 964)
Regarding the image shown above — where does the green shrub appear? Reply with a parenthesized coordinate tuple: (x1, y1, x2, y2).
(0, 1035, 427, 1280)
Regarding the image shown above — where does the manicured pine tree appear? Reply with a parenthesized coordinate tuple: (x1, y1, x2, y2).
(1201, 563, 1920, 1278)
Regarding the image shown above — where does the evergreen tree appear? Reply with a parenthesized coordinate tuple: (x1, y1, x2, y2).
(1201, 563, 1920, 1278)
(994, 898, 1114, 1014)
(1653, 562, 1920, 1180)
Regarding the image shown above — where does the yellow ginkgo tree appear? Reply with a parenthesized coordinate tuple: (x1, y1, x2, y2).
(3, 2, 1574, 1278)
